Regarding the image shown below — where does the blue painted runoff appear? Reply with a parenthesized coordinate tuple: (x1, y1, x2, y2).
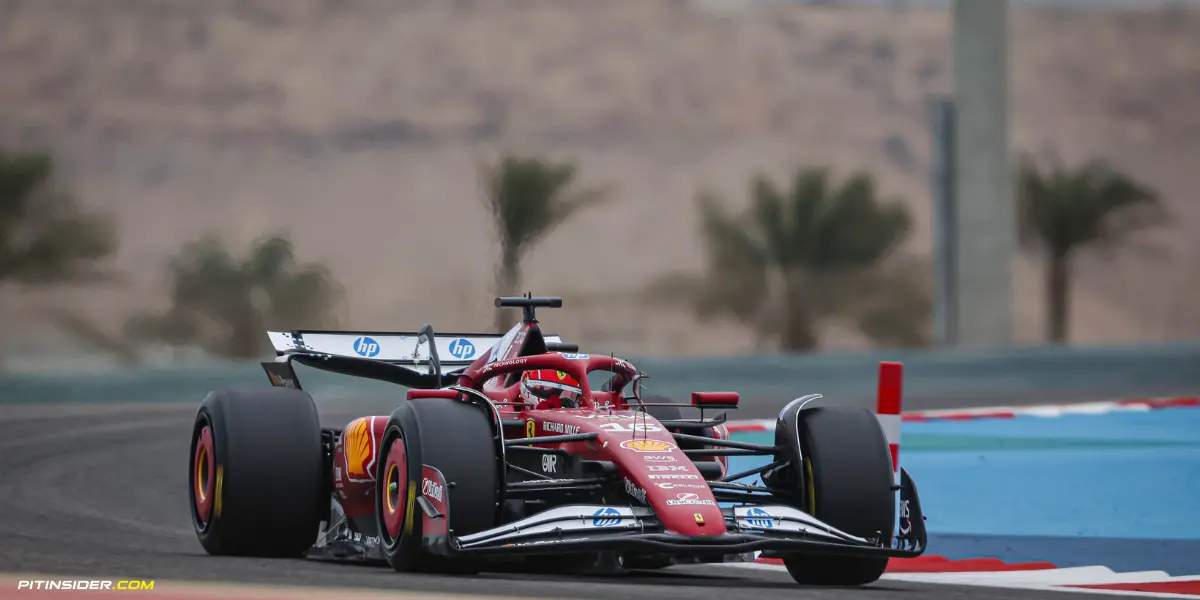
(726, 407, 1200, 574)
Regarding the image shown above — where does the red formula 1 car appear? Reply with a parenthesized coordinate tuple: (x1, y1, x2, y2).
(188, 296, 926, 586)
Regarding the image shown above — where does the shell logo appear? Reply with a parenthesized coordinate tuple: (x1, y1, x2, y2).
(620, 439, 677, 453)
(344, 417, 376, 479)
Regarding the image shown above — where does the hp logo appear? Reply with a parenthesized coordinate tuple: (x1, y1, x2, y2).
(352, 336, 380, 358)
(448, 338, 476, 360)
(745, 507, 774, 529)
(591, 507, 623, 527)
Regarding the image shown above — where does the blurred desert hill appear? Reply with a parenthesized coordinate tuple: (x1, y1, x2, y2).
(2, 0, 1198, 358)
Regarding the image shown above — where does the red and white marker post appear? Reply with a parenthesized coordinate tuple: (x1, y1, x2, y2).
(876, 361, 903, 482)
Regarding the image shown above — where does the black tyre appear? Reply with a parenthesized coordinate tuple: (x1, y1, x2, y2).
(781, 406, 895, 586)
(189, 387, 324, 557)
(376, 397, 501, 574)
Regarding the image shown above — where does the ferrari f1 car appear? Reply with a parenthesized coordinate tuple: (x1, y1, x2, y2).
(188, 295, 926, 586)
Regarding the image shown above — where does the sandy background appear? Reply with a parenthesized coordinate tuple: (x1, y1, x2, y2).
(2, 0, 1198, 360)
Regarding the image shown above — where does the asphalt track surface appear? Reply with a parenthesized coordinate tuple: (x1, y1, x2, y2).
(0, 399, 1121, 600)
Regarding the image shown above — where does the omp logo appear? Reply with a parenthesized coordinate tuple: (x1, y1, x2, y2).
(344, 417, 376, 479)
(353, 336, 380, 357)
(448, 338, 476, 359)
(744, 507, 774, 529)
(591, 507, 623, 527)
(620, 439, 677, 453)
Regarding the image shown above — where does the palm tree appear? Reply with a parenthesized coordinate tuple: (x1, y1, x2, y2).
(0, 151, 118, 285)
(126, 233, 343, 359)
(1017, 157, 1165, 343)
(480, 155, 611, 331)
(646, 167, 928, 352)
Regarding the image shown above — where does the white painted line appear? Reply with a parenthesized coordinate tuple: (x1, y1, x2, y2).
(889, 567, 1179, 586)
(719, 563, 1200, 598)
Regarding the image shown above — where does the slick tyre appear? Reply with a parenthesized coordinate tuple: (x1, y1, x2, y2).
(782, 406, 895, 586)
(376, 397, 501, 574)
(189, 387, 324, 557)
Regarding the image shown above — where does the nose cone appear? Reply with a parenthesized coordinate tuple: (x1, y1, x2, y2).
(651, 491, 725, 536)
(607, 436, 724, 536)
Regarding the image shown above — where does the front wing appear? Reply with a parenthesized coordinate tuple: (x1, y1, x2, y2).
(418, 467, 927, 559)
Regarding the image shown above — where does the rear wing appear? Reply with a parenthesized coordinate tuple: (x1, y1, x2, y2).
(266, 330, 563, 372)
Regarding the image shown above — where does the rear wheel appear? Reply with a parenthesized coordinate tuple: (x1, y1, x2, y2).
(779, 406, 895, 586)
(188, 387, 324, 557)
(376, 397, 501, 573)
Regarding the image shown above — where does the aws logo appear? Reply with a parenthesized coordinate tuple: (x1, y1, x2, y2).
(343, 417, 378, 481)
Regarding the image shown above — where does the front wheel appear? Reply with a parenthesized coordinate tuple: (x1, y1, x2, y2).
(375, 397, 501, 573)
(775, 406, 895, 586)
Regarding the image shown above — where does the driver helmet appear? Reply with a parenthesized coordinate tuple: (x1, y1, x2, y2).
(519, 369, 583, 409)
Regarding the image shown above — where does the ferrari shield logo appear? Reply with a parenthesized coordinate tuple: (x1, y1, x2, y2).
(620, 439, 677, 453)
(694, 513, 705, 525)
(526, 419, 536, 438)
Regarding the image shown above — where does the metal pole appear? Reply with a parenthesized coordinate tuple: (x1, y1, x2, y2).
(928, 97, 957, 347)
(952, 0, 1014, 348)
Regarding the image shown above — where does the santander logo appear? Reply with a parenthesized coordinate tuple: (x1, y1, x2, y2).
(665, 491, 715, 507)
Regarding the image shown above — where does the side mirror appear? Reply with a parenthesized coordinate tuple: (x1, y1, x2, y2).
(622, 373, 649, 404)
(691, 392, 739, 410)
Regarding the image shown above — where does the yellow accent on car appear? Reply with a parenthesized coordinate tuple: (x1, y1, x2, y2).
(214, 465, 224, 518)
(404, 482, 417, 535)
(804, 457, 815, 514)
(345, 418, 372, 477)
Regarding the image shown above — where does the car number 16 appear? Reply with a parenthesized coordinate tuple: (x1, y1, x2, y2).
(599, 422, 662, 433)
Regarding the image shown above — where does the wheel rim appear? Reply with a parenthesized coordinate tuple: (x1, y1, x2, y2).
(380, 434, 409, 541)
(192, 424, 216, 526)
